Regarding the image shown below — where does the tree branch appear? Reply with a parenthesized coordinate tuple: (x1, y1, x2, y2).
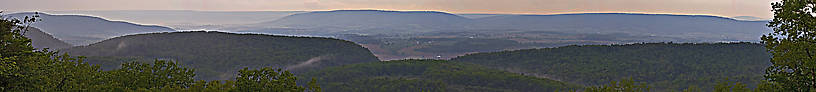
(807, 48, 814, 60)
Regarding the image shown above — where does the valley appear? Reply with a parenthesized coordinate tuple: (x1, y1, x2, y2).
(2, 9, 786, 91)
(23, 10, 772, 60)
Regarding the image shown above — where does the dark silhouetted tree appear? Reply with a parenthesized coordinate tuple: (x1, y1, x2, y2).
(584, 78, 650, 92)
(761, 0, 816, 91)
(234, 67, 315, 91)
(0, 12, 319, 91)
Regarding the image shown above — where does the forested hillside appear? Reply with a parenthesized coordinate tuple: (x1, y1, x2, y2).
(23, 27, 72, 49)
(1, 15, 320, 91)
(62, 31, 380, 80)
(451, 42, 770, 91)
(300, 59, 581, 92)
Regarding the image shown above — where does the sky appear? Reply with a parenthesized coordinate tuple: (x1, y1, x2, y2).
(1, 0, 780, 18)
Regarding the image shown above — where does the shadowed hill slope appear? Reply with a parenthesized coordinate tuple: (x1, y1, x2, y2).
(301, 59, 582, 92)
(63, 31, 380, 80)
(23, 27, 72, 49)
(451, 42, 770, 91)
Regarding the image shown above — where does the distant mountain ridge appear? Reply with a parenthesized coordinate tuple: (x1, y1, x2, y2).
(6, 10, 774, 62)
(268, 10, 471, 25)
(43, 10, 305, 26)
(230, 10, 775, 61)
(240, 10, 770, 42)
(458, 13, 768, 21)
(481, 13, 764, 21)
(18, 10, 769, 43)
(246, 10, 472, 34)
(468, 13, 771, 42)
(7, 12, 175, 46)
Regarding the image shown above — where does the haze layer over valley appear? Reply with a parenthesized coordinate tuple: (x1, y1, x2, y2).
(20, 10, 772, 60)
(2, 7, 791, 91)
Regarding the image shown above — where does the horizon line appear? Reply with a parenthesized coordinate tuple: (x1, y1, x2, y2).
(4, 9, 770, 19)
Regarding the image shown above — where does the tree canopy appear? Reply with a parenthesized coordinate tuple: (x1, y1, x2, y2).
(300, 59, 582, 92)
(761, 0, 816, 91)
(451, 42, 770, 91)
(0, 12, 318, 92)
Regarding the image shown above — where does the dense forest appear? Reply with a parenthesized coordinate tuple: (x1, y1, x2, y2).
(299, 59, 582, 92)
(451, 42, 771, 91)
(1, 16, 319, 91)
(61, 31, 380, 80)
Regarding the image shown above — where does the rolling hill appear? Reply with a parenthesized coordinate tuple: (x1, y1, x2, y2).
(23, 27, 72, 49)
(468, 13, 771, 42)
(42, 10, 306, 31)
(242, 10, 472, 35)
(62, 31, 380, 80)
(241, 11, 770, 43)
(7, 12, 175, 46)
(451, 42, 770, 91)
(43, 10, 304, 25)
(236, 11, 774, 60)
(300, 59, 581, 92)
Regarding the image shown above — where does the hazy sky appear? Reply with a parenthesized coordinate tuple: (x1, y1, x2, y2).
(1, 0, 779, 18)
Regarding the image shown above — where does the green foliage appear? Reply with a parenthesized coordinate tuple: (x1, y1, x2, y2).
(581, 79, 756, 92)
(683, 85, 702, 92)
(0, 12, 37, 57)
(0, 13, 318, 91)
(584, 78, 649, 92)
(323, 77, 447, 92)
(5, 50, 107, 91)
(301, 59, 581, 92)
(753, 81, 785, 92)
(1, 12, 108, 91)
(307, 78, 321, 92)
(99, 60, 319, 92)
(761, 0, 816, 91)
(106, 60, 196, 90)
(451, 42, 770, 91)
(234, 67, 304, 91)
(712, 79, 751, 92)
